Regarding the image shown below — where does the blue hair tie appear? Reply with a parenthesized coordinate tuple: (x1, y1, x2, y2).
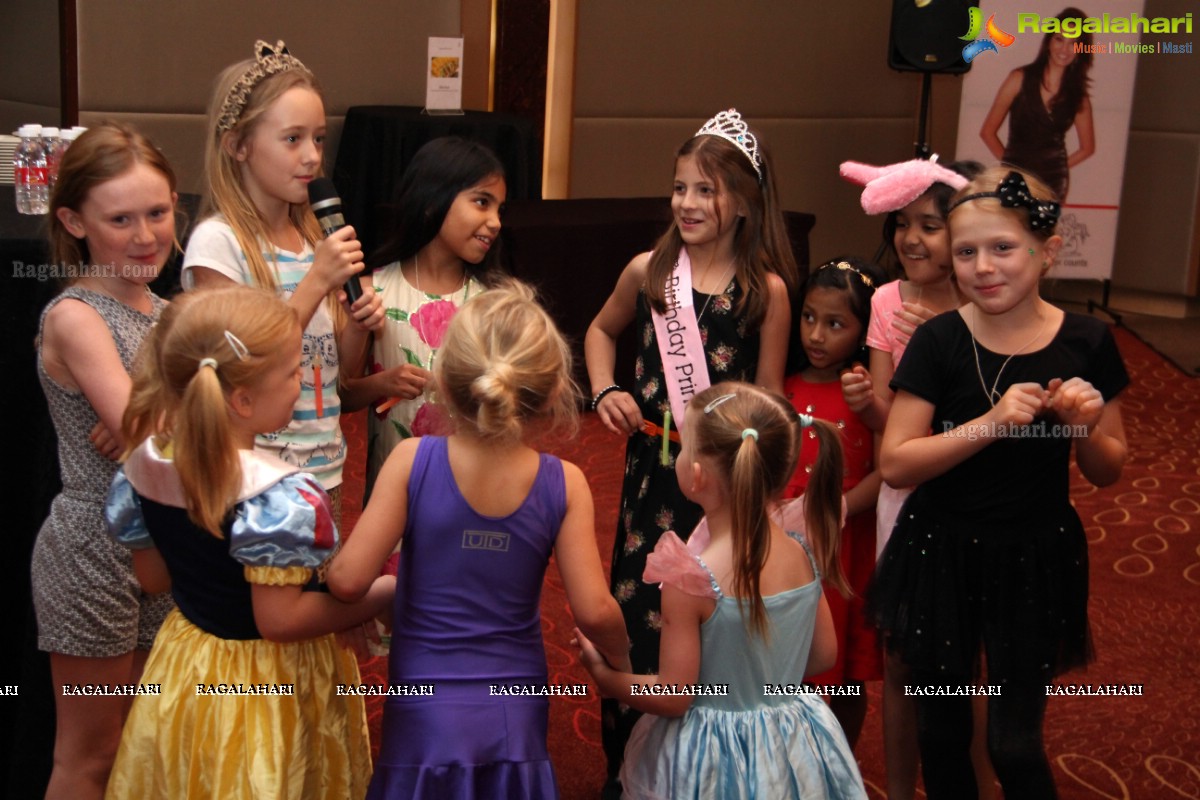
(741, 428, 758, 442)
(797, 413, 813, 428)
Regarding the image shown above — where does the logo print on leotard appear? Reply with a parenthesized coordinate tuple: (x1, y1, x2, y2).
(462, 531, 511, 552)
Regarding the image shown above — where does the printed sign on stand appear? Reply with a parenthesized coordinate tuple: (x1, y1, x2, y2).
(425, 37, 464, 115)
(953, 1, 1165, 282)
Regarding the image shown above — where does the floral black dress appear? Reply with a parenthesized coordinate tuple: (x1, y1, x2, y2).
(601, 277, 761, 778)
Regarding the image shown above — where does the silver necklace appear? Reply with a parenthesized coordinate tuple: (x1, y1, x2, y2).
(695, 263, 734, 323)
(969, 305, 1048, 407)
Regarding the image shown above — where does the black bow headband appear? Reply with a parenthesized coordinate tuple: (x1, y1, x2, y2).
(948, 171, 1061, 233)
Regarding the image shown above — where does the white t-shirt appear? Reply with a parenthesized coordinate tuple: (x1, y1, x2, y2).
(182, 217, 344, 489)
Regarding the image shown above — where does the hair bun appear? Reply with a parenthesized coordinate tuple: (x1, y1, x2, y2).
(471, 363, 520, 439)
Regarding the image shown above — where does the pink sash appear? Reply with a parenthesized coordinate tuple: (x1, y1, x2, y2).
(651, 247, 711, 430)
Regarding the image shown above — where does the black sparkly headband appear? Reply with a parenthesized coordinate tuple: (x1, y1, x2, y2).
(948, 171, 1061, 233)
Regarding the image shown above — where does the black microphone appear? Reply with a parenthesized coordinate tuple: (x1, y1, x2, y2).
(307, 177, 362, 303)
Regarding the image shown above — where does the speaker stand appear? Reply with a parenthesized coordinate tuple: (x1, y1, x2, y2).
(914, 72, 932, 159)
(1086, 278, 1124, 325)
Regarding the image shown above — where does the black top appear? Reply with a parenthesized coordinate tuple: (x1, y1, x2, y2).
(891, 310, 1129, 522)
(137, 498, 261, 640)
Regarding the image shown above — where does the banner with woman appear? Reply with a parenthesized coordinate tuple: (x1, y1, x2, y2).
(955, 1, 1148, 282)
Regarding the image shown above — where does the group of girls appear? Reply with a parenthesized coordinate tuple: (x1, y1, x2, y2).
(29, 34, 1127, 800)
(583, 107, 1127, 800)
(32, 39, 606, 799)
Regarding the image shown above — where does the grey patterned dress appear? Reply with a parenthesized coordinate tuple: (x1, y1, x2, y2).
(31, 287, 174, 657)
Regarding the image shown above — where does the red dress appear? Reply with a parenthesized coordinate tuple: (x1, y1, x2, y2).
(784, 374, 882, 684)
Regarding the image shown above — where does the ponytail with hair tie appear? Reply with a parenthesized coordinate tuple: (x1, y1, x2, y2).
(798, 417, 851, 598)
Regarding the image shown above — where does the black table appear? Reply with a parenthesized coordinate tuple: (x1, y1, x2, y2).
(332, 105, 541, 263)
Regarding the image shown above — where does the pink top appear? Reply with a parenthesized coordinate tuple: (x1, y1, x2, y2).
(866, 279, 906, 368)
(643, 498, 845, 601)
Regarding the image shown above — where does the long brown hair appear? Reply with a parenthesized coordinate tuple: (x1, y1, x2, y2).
(1027, 7, 1093, 118)
(644, 131, 798, 330)
(689, 382, 846, 639)
(123, 286, 300, 537)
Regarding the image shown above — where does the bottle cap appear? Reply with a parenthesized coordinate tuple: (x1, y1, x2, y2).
(18, 124, 43, 137)
(42, 127, 59, 137)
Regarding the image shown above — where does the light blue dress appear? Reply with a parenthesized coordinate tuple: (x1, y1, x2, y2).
(619, 530, 867, 800)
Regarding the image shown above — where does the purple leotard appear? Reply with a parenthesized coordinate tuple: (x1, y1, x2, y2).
(368, 436, 565, 799)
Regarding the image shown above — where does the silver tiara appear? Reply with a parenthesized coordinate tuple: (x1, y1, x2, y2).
(696, 109, 762, 179)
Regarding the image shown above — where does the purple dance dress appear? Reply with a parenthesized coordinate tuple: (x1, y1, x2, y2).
(367, 436, 565, 799)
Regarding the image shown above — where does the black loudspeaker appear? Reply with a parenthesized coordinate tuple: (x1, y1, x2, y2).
(888, 0, 978, 74)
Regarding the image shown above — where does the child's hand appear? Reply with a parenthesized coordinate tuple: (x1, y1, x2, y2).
(571, 627, 611, 678)
(609, 650, 633, 674)
(375, 603, 393, 632)
(990, 382, 1049, 427)
(1046, 377, 1104, 434)
(312, 225, 365, 294)
(89, 420, 121, 461)
(377, 364, 430, 402)
(891, 301, 937, 347)
(840, 365, 874, 413)
(595, 390, 642, 436)
(335, 623, 373, 659)
(344, 285, 385, 332)
(365, 574, 397, 616)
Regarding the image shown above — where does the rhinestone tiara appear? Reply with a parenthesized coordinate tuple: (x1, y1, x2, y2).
(695, 109, 762, 179)
(216, 40, 312, 134)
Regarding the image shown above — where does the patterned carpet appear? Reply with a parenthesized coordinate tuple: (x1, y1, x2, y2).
(342, 325, 1200, 799)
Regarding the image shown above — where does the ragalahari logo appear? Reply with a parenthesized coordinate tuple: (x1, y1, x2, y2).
(961, 7, 1016, 63)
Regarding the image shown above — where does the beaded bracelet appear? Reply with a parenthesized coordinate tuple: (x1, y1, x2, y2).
(590, 384, 622, 412)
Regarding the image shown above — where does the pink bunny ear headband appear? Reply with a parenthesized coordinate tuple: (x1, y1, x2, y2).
(839, 156, 969, 215)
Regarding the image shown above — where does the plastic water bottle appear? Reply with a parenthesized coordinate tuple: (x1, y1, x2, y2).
(60, 127, 83, 165)
(13, 124, 49, 215)
(42, 127, 65, 193)
(61, 127, 82, 151)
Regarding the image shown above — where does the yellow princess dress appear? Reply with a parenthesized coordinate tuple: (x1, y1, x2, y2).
(104, 439, 371, 799)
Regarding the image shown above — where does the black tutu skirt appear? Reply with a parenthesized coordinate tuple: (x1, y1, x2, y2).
(867, 490, 1093, 684)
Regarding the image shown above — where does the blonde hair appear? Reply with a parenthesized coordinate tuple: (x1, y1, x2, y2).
(436, 279, 578, 443)
(201, 59, 324, 291)
(49, 121, 179, 279)
(123, 286, 300, 537)
(689, 382, 847, 639)
(949, 166, 1060, 242)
